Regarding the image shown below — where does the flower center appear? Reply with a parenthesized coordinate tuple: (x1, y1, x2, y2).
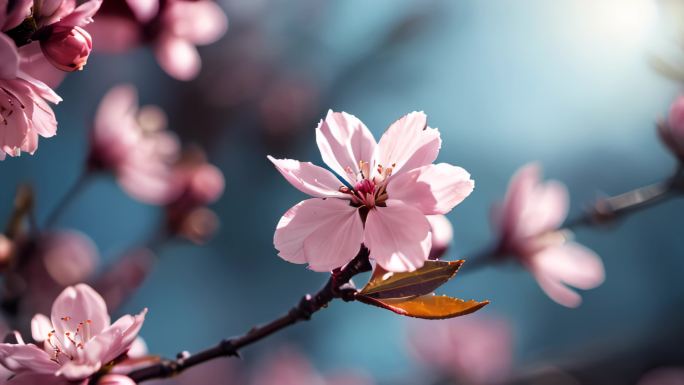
(339, 160, 394, 208)
(45, 317, 93, 364)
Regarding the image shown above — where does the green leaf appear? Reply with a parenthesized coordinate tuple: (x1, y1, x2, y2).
(356, 293, 489, 319)
(359, 260, 464, 299)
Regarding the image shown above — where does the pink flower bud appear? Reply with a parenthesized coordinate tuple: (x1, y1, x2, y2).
(178, 207, 220, 245)
(97, 374, 137, 385)
(40, 26, 93, 72)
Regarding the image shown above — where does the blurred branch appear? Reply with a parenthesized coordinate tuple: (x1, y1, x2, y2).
(125, 248, 372, 383)
(4, 184, 34, 239)
(43, 170, 91, 229)
(565, 166, 684, 229)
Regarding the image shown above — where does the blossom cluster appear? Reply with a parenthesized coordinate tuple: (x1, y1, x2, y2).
(0, 0, 101, 159)
(0, 2, 682, 385)
(0, 0, 228, 160)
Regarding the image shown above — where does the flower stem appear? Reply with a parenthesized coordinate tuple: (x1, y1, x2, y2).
(126, 248, 372, 383)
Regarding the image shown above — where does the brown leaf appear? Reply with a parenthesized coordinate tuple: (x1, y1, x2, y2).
(359, 260, 464, 299)
(356, 293, 489, 320)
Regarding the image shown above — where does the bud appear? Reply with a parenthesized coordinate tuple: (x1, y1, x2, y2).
(659, 96, 684, 161)
(177, 207, 220, 244)
(97, 374, 137, 385)
(40, 25, 93, 72)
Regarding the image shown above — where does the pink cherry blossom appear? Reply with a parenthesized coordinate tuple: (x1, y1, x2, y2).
(0, 0, 32, 32)
(659, 96, 684, 161)
(492, 163, 604, 307)
(12, 0, 102, 77)
(3, 230, 98, 318)
(88, 84, 180, 205)
(0, 33, 61, 159)
(0, 284, 146, 383)
(32, 0, 102, 29)
(408, 314, 513, 384)
(89, 0, 228, 81)
(270, 110, 474, 272)
(37, 0, 100, 73)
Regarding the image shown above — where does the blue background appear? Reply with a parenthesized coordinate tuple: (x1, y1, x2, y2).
(1, 1, 683, 383)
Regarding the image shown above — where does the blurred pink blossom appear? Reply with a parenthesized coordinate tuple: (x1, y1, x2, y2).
(88, 84, 180, 205)
(638, 367, 684, 385)
(270, 110, 474, 272)
(96, 374, 137, 385)
(251, 346, 373, 385)
(659, 96, 684, 161)
(165, 147, 224, 244)
(0, 284, 146, 383)
(16, 230, 99, 317)
(0, 33, 61, 159)
(427, 214, 453, 260)
(408, 314, 513, 384)
(40, 230, 98, 287)
(492, 163, 604, 307)
(90, 0, 228, 80)
(0, 234, 14, 267)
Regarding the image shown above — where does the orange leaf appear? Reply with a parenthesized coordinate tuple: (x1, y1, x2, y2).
(356, 293, 489, 319)
(360, 260, 464, 299)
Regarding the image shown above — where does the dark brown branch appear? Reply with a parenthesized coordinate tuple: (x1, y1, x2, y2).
(123, 171, 683, 381)
(126, 248, 372, 383)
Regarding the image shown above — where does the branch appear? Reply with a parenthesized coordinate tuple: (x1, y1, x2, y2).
(120, 170, 682, 381)
(564, 179, 677, 229)
(125, 247, 372, 383)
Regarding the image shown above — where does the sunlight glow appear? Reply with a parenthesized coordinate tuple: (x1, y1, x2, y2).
(591, 0, 659, 44)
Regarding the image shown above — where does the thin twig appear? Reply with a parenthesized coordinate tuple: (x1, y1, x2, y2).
(126, 248, 372, 383)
